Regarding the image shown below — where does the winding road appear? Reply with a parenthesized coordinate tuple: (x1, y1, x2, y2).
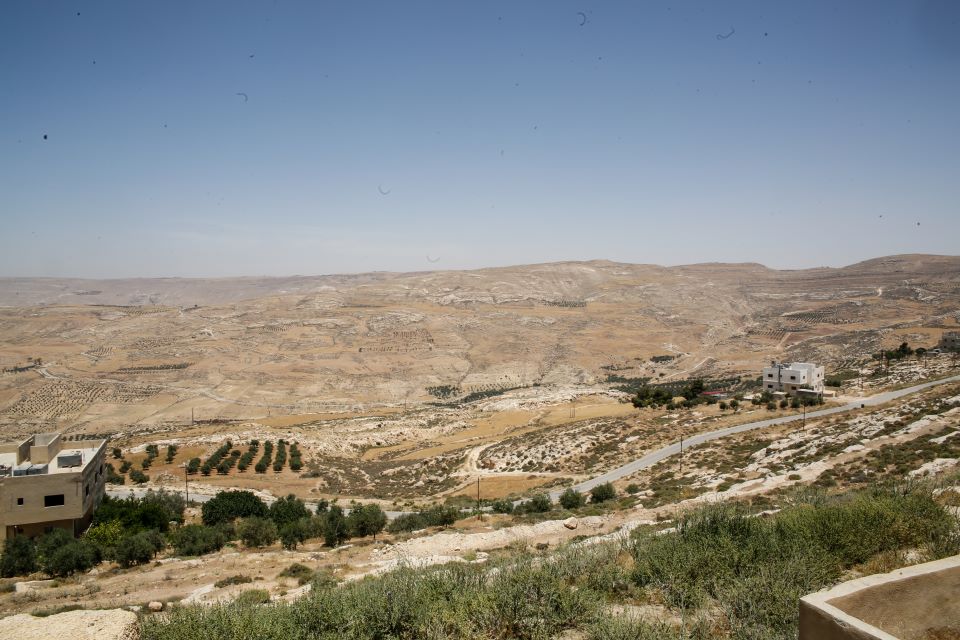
(554, 373, 960, 499)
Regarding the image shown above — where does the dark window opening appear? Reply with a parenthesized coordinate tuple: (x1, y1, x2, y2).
(44, 494, 65, 507)
(16, 497, 24, 506)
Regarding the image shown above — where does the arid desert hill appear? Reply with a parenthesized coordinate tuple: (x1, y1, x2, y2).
(0, 254, 958, 436)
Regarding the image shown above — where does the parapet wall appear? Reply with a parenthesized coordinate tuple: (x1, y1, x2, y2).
(800, 554, 960, 640)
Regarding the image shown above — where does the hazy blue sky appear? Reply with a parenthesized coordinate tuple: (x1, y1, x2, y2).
(1, 1, 958, 278)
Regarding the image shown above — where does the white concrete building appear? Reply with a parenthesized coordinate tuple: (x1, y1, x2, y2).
(761, 361, 824, 396)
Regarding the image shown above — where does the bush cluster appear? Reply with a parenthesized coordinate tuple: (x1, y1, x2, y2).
(169, 524, 227, 556)
(217, 449, 241, 475)
(237, 441, 259, 472)
(559, 488, 586, 509)
(387, 505, 459, 533)
(201, 440, 233, 476)
(105, 462, 125, 485)
(255, 441, 274, 474)
(273, 440, 287, 472)
(201, 490, 269, 526)
(289, 443, 303, 471)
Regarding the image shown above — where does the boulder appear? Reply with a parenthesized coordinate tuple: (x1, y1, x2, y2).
(0, 609, 138, 640)
(13, 579, 56, 593)
(147, 601, 164, 612)
(563, 517, 579, 530)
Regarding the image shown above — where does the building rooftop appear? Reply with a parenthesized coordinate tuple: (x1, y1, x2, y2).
(0, 434, 104, 478)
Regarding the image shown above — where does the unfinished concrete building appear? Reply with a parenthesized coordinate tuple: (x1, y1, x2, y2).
(939, 331, 960, 352)
(0, 433, 107, 541)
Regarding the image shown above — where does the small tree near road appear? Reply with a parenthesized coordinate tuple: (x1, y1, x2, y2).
(237, 517, 278, 548)
(559, 488, 586, 509)
(323, 505, 350, 548)
(348, 504, 388, 541)
(589, 482, 616, 504)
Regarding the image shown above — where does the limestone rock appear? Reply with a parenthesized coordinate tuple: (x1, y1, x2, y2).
(147, 601, 164, 612)
(13, 579, 56, 593)
(563, 517, 579, 530)
(0, 609, 138, 640)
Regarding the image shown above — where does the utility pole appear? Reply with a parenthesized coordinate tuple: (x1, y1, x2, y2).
(476, 477, 481, 520)
(803, 402, 806, 430)
(182, 462, 189, 504)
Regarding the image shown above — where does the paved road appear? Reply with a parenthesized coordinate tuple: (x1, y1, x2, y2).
(553, 374, 960, 500)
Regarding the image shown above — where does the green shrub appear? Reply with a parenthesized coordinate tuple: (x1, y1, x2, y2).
(202, 490, 268, 526)
(37, 529, 100, 577)
(524, 493, 552, 513)
(129, 469, 148, 484)
(278, 562, 315, 585)
(116, 530, 164, 568)
(169, 524, 227, 556)
(589, 482, 616, 503)
(629, 486, 956, 639)
(140, 489, 186, 524)
(386, 504, 460, 534)
(269, 494, 311, 527)
(279, 520, 308, 550)
(234, 589, 271, 606)
(559, 488, 586, 509)
(491, 499, 514, 514)
(0, 535, 37, 577)
(237, 517, 278, 548)
(83, 520, 125, 557)
(386, 512, 425, 533)
(215, 574, 252, 588)
(625, 484, 641, 495)
(93, 495, 173, 533)
(93, 491, 182, 534)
